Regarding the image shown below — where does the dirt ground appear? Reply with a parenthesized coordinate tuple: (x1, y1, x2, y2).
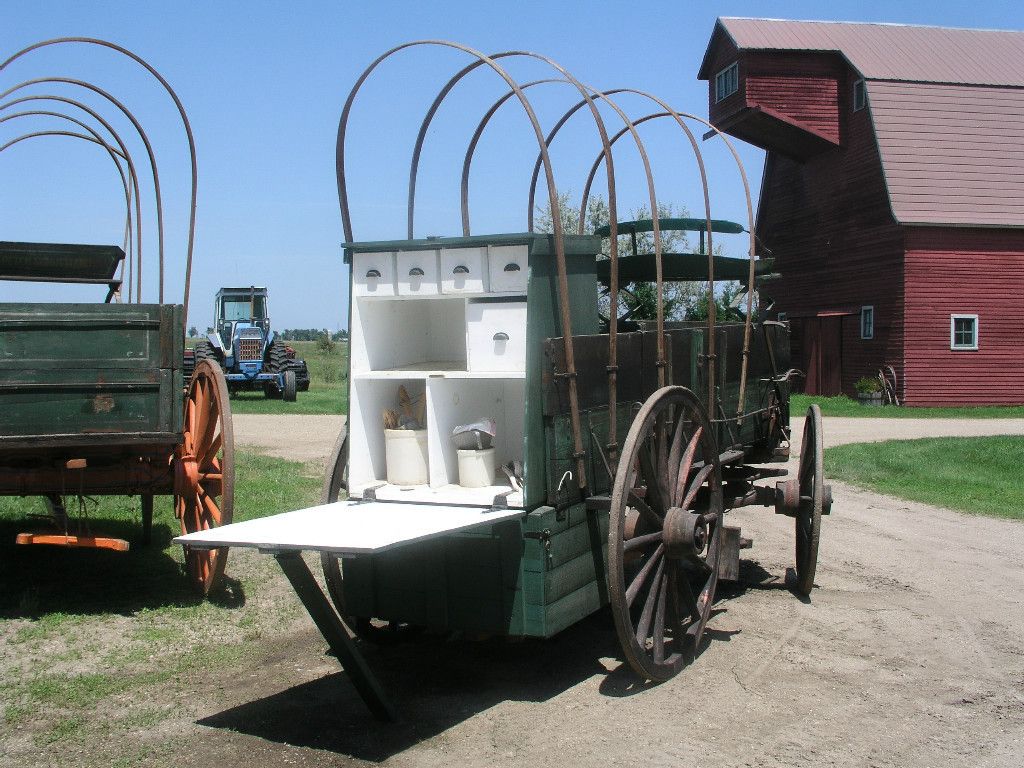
(5, 415, 1020, 767)
(180, 413, 1024, 768)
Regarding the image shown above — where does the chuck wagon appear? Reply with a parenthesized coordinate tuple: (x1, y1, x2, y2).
(0, 38, 233, 594)
(177, 41, 832, 720)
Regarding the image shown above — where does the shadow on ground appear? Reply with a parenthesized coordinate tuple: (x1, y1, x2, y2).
(0, 515, 245, 617)
(197, 560, 786, 762)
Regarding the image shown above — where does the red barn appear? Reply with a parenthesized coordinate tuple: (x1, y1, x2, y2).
(698, 18, 1024, 405)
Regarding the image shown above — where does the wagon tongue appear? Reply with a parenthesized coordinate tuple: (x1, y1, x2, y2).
(15, 533, 129, 551)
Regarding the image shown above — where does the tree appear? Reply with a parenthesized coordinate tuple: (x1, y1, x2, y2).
(682, 278, 745, 322)
(534, 191, 702, 322)
(188, 326, 198, 338)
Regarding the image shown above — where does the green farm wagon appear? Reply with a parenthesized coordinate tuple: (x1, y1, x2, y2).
(0, 39, 233, 594)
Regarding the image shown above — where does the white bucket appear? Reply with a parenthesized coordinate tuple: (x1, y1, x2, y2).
(385, 429, 429, 486)
(457, 447, 497, 488)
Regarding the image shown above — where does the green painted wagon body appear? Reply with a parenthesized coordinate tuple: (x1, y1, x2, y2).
(338, 231, 790, 638)
(0, 302, 184, 447)
(0, 242, 184, 496)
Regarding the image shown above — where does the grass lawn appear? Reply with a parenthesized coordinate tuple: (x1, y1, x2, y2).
(189, 339, 349, 415)
(0, 451, 322, 759)
(792, 393, 1024, 419)
(824, 435, 1024, 520)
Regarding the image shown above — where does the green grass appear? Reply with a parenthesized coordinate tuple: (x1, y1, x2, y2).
(0, 450, 323, 757)
(190, 339, 349, 415)
(792, 393, 1024, 419)
(824, 435, 1024, 519)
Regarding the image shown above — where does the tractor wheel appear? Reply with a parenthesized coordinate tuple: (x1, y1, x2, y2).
(282, 370, 297, 402)
(266, 341, 289, 373)
(193, 340, 217, 372)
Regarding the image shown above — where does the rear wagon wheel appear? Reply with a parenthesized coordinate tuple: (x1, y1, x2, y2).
(175, 359, 234, 595)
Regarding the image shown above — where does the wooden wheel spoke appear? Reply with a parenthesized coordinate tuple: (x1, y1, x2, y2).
(200, 476, 223, 498)
(200, 490, 222, 527)
(679, 463, 715, 511)
(198, 404, 220, 458)
(192, 383, 209, 450)
(672, 427, 703, 507)
(638, 443, 667, 516)
(625, 543, 664, 607)
(200, 432, 223, 469)
(666, 413, 688, 500)
(635, 555, 666, 645)
(678, 571, 702, 623)
(624, 530, 662, 553)
(652, 571, 668, 664)
(656, 414, 669, 494)
(628, 492, 663, 529)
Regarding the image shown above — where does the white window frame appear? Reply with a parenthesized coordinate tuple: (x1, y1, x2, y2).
(853, 79, 866, 111)
(715, 62, 739, 103)
(950, 314, 979, 350)
(860, 305, 874, 340)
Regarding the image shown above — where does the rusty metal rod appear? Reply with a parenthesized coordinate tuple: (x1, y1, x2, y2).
(0, 100, 143, 300)
(0, 77, 162, 304)
(0, 129, 135, 281)
(1, 38, 200, 323)
(459, 78, 563, 237)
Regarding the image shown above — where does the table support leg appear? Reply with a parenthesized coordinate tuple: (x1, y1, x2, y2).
(274, 552, 398, 722)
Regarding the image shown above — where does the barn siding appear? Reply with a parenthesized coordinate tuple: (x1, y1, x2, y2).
(755, 64, 904, 398)
(903, 228, 1024, 405)
(744, 53, 842, 142)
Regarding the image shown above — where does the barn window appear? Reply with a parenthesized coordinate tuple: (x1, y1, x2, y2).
(950, 314, 978, 350)
(715, 62, 739, 103)
(853, 79, 866, 111)
(860, 306, 874, 339)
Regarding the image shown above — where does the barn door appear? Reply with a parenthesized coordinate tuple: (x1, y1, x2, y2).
(800, 319, 820, 394)
(795, 316, 842, 396)
(819, 316, 842, 396)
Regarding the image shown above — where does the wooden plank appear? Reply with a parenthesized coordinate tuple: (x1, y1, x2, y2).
(174, 500, 522, 555)
(542, 333, 643, 416)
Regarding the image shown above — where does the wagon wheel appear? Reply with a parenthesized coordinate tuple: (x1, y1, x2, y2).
(794, 404, 824, 596)
(175, 358, 234, 595)
(318, 429, 424, 643)
(608, 386, 724, 681)
(320, 427, 349, 611)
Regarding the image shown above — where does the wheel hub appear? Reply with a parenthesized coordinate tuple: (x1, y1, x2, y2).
(174, 451, 200, 498)
(663, 506, 708, 559)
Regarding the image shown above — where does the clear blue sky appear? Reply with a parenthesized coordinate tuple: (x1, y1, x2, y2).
(2, 1, 1021, 332)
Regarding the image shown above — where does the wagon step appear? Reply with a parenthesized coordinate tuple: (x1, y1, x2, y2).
(15, 532, 130, 551)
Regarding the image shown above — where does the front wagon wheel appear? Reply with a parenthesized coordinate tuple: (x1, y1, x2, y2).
(175, 359, 234, 595)
(608, 386, 724, 682)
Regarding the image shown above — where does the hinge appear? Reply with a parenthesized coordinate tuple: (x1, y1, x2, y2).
(524, 528, 553, 567)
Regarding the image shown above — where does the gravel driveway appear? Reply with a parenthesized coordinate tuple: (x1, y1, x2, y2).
(220, 413, 1024, 767)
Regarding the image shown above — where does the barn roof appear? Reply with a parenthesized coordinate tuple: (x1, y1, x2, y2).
(701, 18, 1024, 228)
(700, 18, 1024, 85)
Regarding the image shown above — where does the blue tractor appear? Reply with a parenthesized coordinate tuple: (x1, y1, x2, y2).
(192, 286, 308, 400)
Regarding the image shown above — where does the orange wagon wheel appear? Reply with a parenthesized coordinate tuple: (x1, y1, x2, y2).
(175, 358, 235, 594)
